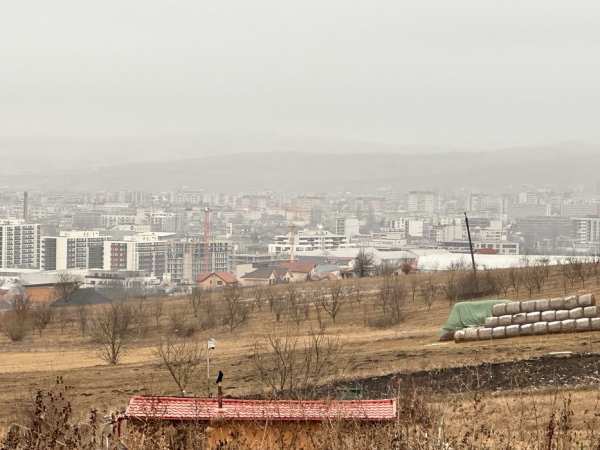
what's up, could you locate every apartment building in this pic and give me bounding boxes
[102,233,173,278]
[335,217,360,240]
[0,220,41,269]
[571,217,600,245]
[41,231,110,270]
[268,230,348,255]
[407,191,439,214]
[167,239,233,283]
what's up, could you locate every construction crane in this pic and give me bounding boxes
[203,207,212,273]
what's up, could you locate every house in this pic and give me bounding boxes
[197,272,238,290]
[240,268,291,286]
[275,261,317,282]
[120,396,397,449]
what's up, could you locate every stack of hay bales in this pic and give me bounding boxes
[455,293,598,342]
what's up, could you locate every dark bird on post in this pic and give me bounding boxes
[216,370,223,385]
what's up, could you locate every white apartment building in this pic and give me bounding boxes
[0,220,41,269]
[103,232,174,278]
[41,230,110,271]
[572,217,600,244]
[268,230,349,255]
[407,191,438,214]
[335,217,360,240]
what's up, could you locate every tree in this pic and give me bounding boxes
[285,284,304,326]
[317,282,344,324]
[222,285,249,332]
[1,288,31,342]
[151,298,163,329]
[77,304,88,336]
[32,304,54,337]
[251,329,344,398]
[90,302,132,365]
[189,287,203,317]
[353,249,375,278]
[155,337,205,396]
[54,272,81,303]
[508,267,522,296]
[378,275,406,324]
[422,273,438,311]
[408,275,419,303]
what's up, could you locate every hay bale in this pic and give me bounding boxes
[512,313,527,324]
[584,306,598,318]
[526,311,541,323]
[561,319,576,332]
[506,324,520,337]
[492,303,507,317]
[520,323,534,336]
[454,330,466,342]
[541,310,556,322]
[533,322,548,335]
[549,297,565,309]
[505,302,521,315]
[478,327,493,339]
[564,295,578,309]
[498,315,512,326]
[578,293,595,307]
[535,299,550,311]
[591,317,600,331]
[492,326,506,339]
[547,321,562,333]
[521,300,537,313]
[569,307,584,319]
[464,327,479,341]
[555,310,569,321]
[576,318,591,332]
[484,316,499,327]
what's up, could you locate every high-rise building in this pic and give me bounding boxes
[41,231,110,270]
[167,240,233,283]
[335,217,360,240]
[0,220,41,269]
[407,191,438,214]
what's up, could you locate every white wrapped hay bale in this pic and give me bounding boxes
[492,303,507,317]
[492,326,506,339]
[512,313,527,324]
[484,316,499,327]
[526,312,541,323]
[548,321,562,333]
[569,307,584,319]
[505,302,521,315]
[541,310,556,322]
[535,299,550,311]
[561,319,576,332]
[578,293,595,307]
[454,330,466,342]
[564,295,578,309]
[505,324,520,338]
[520,323,534,335]
[478,327,493,339]
[591,317,600,331]
[555,310,569,321]
[521,300,537,313]
[464,327,479,341]
[584,306,598,318]
[498,315,512,326]
[549,297,565,310]
[576,318,591,332]
[533,322,548,335]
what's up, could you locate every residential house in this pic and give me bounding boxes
[197,272,238,289]
[240,268,291,286]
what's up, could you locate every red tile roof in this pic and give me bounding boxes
[125,396,396,422]
[196,272,238,284]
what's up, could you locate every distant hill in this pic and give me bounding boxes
[3,139,599,192]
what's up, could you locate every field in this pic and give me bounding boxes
[3,263,600,448]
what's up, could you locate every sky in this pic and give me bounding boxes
[1,0,600,152]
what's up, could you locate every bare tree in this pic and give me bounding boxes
[494,270,512,297]
[151,298,163,329]
[90,302,132,365]
[408,275,419,303]
[222,285,249,332]
[77,304,88,336]
[353,249,375,278]
[378,275,406,324]
[155,337,205,396]
[1,289,31,342]
[508,267,522,297]
[316,282,344,324]
[189,287,203,317]
[251,329,344,398]
[422,273,437,311]
[54,272,81,303]
[252,285,266,311]
[31,304,54,337]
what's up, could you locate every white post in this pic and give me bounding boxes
[207,341,210,397]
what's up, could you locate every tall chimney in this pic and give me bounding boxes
[23,191,28,223]
[217,385,223,409]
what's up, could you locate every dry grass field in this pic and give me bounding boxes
[3,263,600,448]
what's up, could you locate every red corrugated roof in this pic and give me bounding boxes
[277,261,316,273]
[125,396,396,422]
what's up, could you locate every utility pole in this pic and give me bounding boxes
[464,212,477,278]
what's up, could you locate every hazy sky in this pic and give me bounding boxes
[2,0,600,149]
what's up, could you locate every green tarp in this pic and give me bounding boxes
[440,299,510,336]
